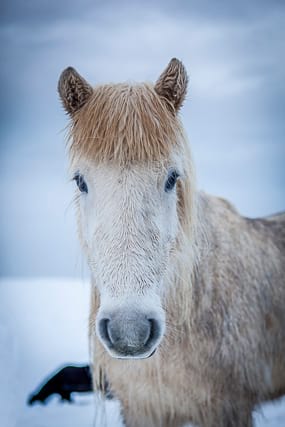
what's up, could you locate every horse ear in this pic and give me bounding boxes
[58,67,93,115]
[154,58,188,112]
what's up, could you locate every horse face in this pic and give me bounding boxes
[59,58,189,359]
[74,160,182,359]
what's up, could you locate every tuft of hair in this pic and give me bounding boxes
[68,82,186,166]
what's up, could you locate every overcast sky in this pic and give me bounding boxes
[1,0,284,277]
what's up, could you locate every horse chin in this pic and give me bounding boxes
[107,348,157,360]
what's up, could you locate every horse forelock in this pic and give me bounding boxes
[68,81,196,245]
[68,82,185,165]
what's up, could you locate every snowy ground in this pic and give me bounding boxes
[0,278,284,427]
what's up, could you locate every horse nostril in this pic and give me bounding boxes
[99,318,112,345]
[146,318,160,347]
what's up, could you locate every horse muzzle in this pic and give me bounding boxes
[97,308,163,359]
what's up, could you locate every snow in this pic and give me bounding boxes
[0,278,284,427]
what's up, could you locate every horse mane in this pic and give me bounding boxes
[68,82,185,165]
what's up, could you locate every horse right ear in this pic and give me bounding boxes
[58,67,93,115]
[154,58,188,113]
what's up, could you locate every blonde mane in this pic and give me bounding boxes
[68,83,185,165]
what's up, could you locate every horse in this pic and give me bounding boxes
[58,58,285,427]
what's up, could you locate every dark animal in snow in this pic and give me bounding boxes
[27,365,93,405]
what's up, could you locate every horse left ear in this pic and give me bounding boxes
[154,58,188,112]
[58,67,93,115]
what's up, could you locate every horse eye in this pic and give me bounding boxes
[164,170,180,192]
[74,174,88,193]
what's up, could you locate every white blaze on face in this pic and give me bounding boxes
[73,157,183,358]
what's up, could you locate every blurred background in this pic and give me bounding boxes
[1,0,284,278]
[0,1,285,426]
